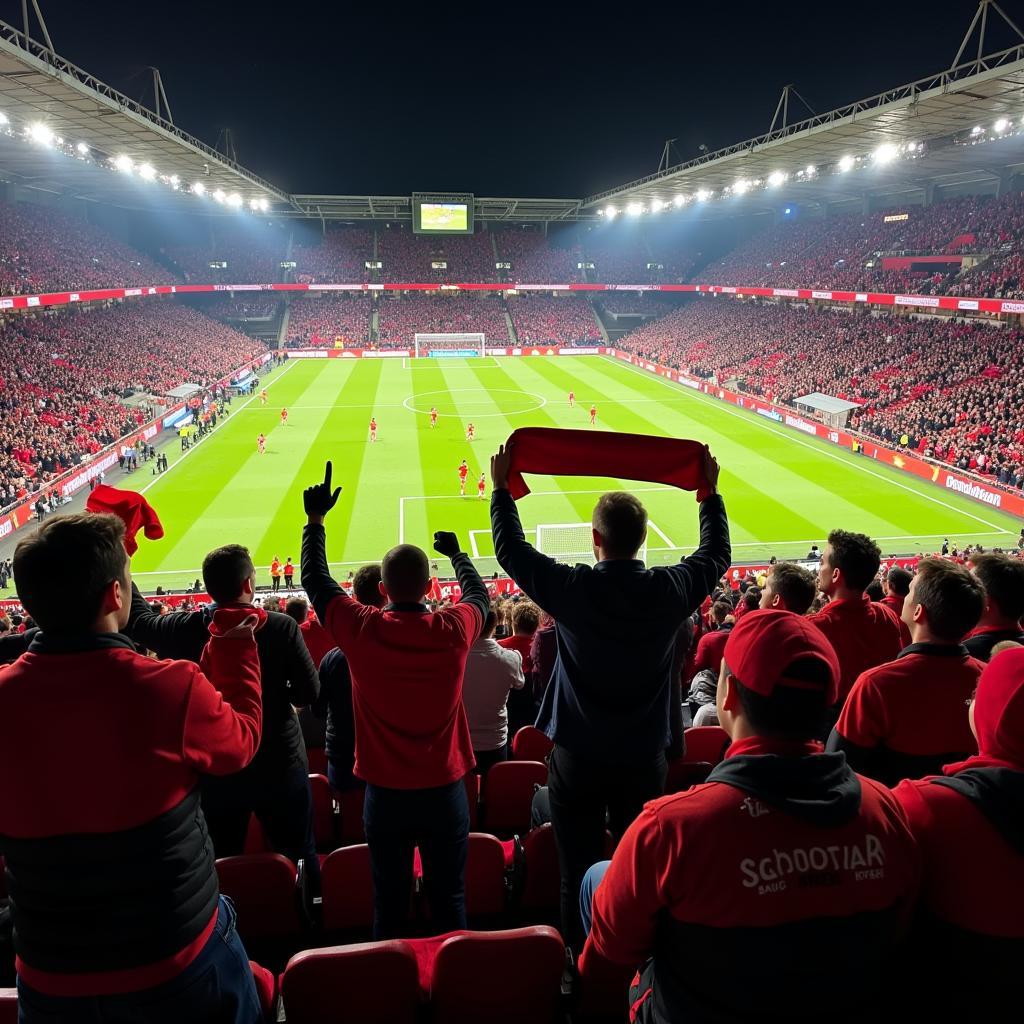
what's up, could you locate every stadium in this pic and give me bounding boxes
[1,1,1024,1021]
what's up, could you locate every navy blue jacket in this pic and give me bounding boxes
[490,488,730,761]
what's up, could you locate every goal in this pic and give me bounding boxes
[414,333,486,358]
[535,523,647,565]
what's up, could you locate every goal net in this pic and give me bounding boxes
[414,333,486,358]
[535,523,647,565]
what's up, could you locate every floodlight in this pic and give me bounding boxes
[257,198,269,212]
[169,174,180,187]
[138,163,156,181]
[76,141,89,155]
[733,179,750,194]
[805,164,816,175]
[212,189,226,203]
[651,198,664,212]
[994,118,1009,133]
[673,195,686,207]
[873,143,898,164]
[192,181,206,195]
[626,202,643,216]
[0,112,8,126]
[28,122,54,146]
[227,192,242,208]
[784,207,792,214]
[971,125,983,135]
[838,155,855,172]
[114,154,133,173]
[605,205,618,219]
[767,171,787,187]
[696,189,711,201]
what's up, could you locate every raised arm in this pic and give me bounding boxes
[661,448,731,610]
[489,442,573,615]
[300,461,349,626]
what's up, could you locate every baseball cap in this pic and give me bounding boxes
[723,609,840,706]
[972,646,1024,765]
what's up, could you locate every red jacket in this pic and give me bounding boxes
[810,595,905,702]
[829,643,982,785]
[580,736,920,1022]
[0,629,261,996]
[300,616,335,668]
[691,625,732,676]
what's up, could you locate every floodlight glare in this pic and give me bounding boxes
[767,171,787,187]
[673,195,686,207]
[696,189,711,201]
[605,205,618,219]
[212,189,226,203]
[651,198,664,212]
[733,179,750,194]
[994,118,1009,133]
[192,181,206,195]
[784,207,792,215]
[971,125,983,135]
[805,164,816,175]
[138,163,156,181]
[28,122,54,146]
[169,174,180,187]
[626,202,643,216]
[227,193,242,208]
[76,141,89,155]
[257,198,269,212]
[114,154,133,173]
[873,143,898,164]
[0,112,9,126]
[838,155,855,172]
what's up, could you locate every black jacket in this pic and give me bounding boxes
[491,488,730,761]
[126,585,319,776]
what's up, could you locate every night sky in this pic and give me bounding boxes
[1,1,1017,197]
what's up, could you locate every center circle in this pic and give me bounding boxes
[403,388,547,419]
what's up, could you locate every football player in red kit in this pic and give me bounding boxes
[458,459,469,496]
[589,404,597,425]
[477,474,486,500]
[466,422,475,442]
[280,407,288,425]
[430,407,438,428]
[257,433,266,455]
[569,390,575,407]
[369,418,377,442]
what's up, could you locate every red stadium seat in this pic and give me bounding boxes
[463,833,508,919]
[511,725,554,762]
[519,824,614,917]
[682,725,730,765]
[249,960,277,1021]
[0,990,16,1024]
[665,758,714,794]
[482,760,547,837]
[429,926,566,1024]
[320,844,375,933]
[308,772,337,851]
[215,854,303,964]
[281,941,420,1024]
[242,814,273,854]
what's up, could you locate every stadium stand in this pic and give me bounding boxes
[615,298,1024,490]
[379,226,497,283]
[0,199,175,294]
[292,226,374,284]
[165,221,290,284]
[507,294,601,345]
[286,295,372,346]
[494,230,582,283]
[376,295,509,347]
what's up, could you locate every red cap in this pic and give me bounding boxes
[723,609,841,706]
[973,646,1024,766]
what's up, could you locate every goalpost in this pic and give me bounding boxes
[414,333,486,358]
[535,523,647,566]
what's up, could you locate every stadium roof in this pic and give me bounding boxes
[0,17,290,212]
[584,32,1024,216]
[286,194,586,223]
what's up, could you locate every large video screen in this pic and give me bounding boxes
[412,193,475,234]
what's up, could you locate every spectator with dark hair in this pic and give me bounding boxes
[0,513,265,1023]
[301,463,489,939]
[286,594,335,669]
[759,561,817,615]
[810,529,905,714]
[828,558,985,786]
[311,564,384,792]
[892,646,1024,1019]
[578,609,920,1022]
[283,596,330,751]
[125,541,321,891]
[865,579,884,602]
[490,444,730,947]
[462,606,526,776]
[880,566,914,647]
[691,599,735,677]
[964,553,1024,660]
[498,599,541,735]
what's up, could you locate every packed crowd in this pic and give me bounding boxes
[616,298,1024,489]
[696,191,1024,295]
[285,296,372,346]
[494,231,582,282]
[165,222,289,284]
[0,303,263,509]
[292,227,374,284]
[203,297,282,319]
[376,295,509,347]
[597,293,679,316]
[378,226,497,283]
[0,200,174,295]
[506,294,601,346]
[1,447,1021,1023]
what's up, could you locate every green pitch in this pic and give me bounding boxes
[129,355,1024,592]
